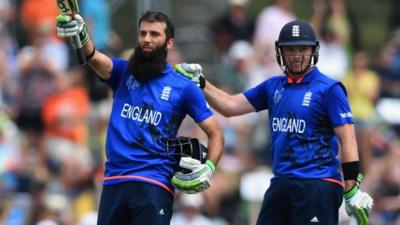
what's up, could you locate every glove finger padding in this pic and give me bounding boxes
[175,63,206,89]
[56,14,89,48]
[171,158,215,194]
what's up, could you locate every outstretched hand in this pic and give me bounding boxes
[175,63,206,89]
[56,14,89,49]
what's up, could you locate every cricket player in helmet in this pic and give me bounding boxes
[176,20,373,225]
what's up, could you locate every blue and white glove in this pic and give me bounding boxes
[344,174,374,225]
[56,14,89,49]
[175,63,206,89]
[171,157,215,194]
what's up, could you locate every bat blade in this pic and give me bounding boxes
[57,0,79,15]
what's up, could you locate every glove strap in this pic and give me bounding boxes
[199,75,206,89]
[206,160,216,173]
[344,173,364,199]
[79,24,90,47]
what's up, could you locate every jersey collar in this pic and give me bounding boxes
[285,67,318,85]
[163,64,173,75]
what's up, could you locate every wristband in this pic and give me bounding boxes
[199,76,206,89]
[85,45,96,62]
[342,161,360,180]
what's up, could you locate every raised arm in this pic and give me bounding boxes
[203,80,255,117]
[175,63,256,117]
[56,14,113,79]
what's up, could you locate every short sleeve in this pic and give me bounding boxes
[182,84,213,123]
[101,58,128,92]
[243,80,269,111]
[326,83,354,127]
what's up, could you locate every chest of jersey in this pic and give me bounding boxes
[268,83,328,135]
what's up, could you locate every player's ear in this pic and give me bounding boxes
[166,38,174,50]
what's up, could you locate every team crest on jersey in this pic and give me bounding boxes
[273,88,285,105]
[126,76,141,90]
[161,86,172,101]
[302,91,312,107]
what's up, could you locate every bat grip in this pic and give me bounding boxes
[72,34,86,65]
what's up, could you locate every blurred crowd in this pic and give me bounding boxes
[0,0,400,225]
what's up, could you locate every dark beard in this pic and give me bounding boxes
[128,43,168,83]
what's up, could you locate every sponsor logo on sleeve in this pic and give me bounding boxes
[340,112,352,119]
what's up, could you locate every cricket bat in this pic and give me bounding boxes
[56,0,86,65]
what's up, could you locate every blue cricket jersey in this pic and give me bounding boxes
[101,58,212,194]
[244,67,353,184]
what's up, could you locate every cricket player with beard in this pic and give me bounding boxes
[56,11,224,225]
[176,20,374,225]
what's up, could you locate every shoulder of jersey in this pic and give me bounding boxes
[170,69,196,85]
[313,70,340,87]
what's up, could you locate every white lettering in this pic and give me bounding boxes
[340,112,353,119]
[272,117,306,134]
[121,103,130,118]
[120,103,162,126]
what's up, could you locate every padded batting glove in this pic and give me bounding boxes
[171,157,215,194]
[56,14,89,49]
[344,174,374,225]
[175,63,206,89]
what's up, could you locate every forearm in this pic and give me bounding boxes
[335,124,360,190]
[203,81,237,117]
[206,128,224,166]
[84,39,113,80]
[341,140,359,190]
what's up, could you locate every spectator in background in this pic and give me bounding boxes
[80,0,114,103]
[312,0,361,54]
[0,0,19,114]
[42,72,90,146]
[342,51,381,172]
[210,0,255,61]
[20,0,59,44]
[315,25,349,80]
[364,139,400,225]
[253,0,295,58]
[374,31,400,98]
[216,40,254,92]
[80,0,111,53]
[15,23,62,149]
[171,193,213,225]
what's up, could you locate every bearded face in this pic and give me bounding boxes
[127,42,168,83]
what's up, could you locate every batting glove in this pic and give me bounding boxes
[56,14,89,48]
[171,157,215,194]
[344,174,374,225]
[175,63,206,89]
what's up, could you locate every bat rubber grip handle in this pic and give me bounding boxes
[72,34,86,65]
[76,48,86,65]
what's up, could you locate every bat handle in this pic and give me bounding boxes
[72,34,86,65]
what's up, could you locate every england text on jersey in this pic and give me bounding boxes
[271,117,306,134]
[120,103,162,126]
